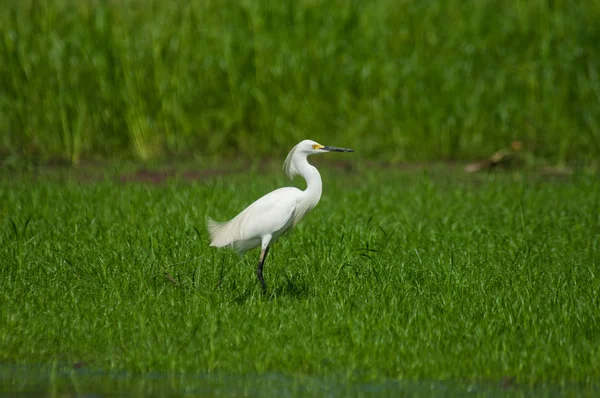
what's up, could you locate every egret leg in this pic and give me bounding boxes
[256,246,270,293]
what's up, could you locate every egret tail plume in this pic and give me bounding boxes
[207,216,229,247]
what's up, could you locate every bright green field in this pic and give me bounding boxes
[1,164,599,395]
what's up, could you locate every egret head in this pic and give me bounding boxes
[283,139,353,179]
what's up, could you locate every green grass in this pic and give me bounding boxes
[1,0,600,164]
[1,164,599,395]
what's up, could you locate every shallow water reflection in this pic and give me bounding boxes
[0,363,596,397]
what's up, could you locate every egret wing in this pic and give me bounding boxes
[208,187,301,251]
[236,188,300,239]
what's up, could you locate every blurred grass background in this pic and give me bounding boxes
[1,0,599,165]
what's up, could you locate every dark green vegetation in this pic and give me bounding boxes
[1,166,599,396]
[2,0,600,164]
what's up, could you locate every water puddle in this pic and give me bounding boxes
[0,363,596,397]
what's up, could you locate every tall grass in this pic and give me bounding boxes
[1,0,600,164]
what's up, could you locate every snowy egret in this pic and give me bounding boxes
[207,139,353,292]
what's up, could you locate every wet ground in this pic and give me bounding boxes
[0,156,581,187]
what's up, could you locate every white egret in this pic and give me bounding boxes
[207,139,353,292]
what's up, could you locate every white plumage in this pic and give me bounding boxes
[207,139,353,292]
[207,187,301,254]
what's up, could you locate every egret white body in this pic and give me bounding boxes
[207,139,353,292]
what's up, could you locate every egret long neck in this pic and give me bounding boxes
[296,157,322,206]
